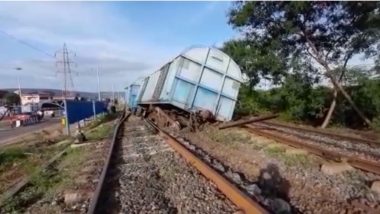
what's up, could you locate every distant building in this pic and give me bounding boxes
[52,95,76,101]
[14,91,54,106]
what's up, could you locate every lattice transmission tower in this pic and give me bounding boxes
[55,43,77,99]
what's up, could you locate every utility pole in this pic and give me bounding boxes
[112,84,115,101]
[55,43,76,100]
[14,67,22,101]
[17,76,22,98]
[96,66,101,101]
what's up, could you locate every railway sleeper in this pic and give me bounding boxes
[97,116,239,213]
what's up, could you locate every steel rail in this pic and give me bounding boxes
[263,121,380,148]
[218,114,278,130]
[245,124,380,175]
[146,119,268,214]
[87,111,130,214]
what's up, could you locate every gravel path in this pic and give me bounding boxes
[181,126,380,214]
[253,123,380,162]
[99,117,236,213]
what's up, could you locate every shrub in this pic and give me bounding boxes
[234,76,380,129]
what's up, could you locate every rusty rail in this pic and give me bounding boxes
[147,119,268,214]
[262,120,380,148]
[245,124,380,175]
[219,114,278,130]
[87,111,130,214]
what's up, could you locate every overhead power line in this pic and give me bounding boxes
[55,43,77,99]
[0,29,55,58]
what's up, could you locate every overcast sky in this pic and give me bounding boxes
[0,2,235,92]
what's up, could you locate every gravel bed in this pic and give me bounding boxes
[181,127,380,214]
[99,117,236,213]
[253,123,380,162]
[170,132,292,214]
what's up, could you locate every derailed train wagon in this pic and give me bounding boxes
[125,83,141,110]
[133,46,243,121]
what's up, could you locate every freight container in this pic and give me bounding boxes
[137,46,242,121]
[126,83,141,110]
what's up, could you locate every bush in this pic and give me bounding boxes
[334,79,380,128]
[234,76,380,129]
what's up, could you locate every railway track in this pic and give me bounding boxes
[89,113,270,214]
[263,121,380,148]
[0,148,69,207]
[0,114,122,213]
[245,122,380,175]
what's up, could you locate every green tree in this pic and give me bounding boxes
[222,40,287,88]
[4,92,20,106]
[228,1,380,127]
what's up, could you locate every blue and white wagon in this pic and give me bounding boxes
[131,46,243,121]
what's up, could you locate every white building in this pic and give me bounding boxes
[14,91,53,106]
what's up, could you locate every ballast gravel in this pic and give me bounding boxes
[100,117,236,213]
[181,126,380,214]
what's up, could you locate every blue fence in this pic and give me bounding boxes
[65,100,107,124]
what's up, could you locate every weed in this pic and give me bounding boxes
[58,148,86,171]
[86,113,117,130]
[262,146,314,168]
[248,139,265,150]
[263,146,285,158]
[1,165,62,213]
[282,154,313,167]
[54,147,89,190]
[206,127,251,145]
[2,185,43,213]
[86,123,112,141]
[21,160,39,175]
[0,148,27,166]
[0,147,86,213]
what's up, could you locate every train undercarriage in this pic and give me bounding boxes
[134,104,216,131]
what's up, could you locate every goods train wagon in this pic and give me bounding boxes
[128,46,243,121]
[125,83,141,110]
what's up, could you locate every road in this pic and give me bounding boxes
[0,118,61,145]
